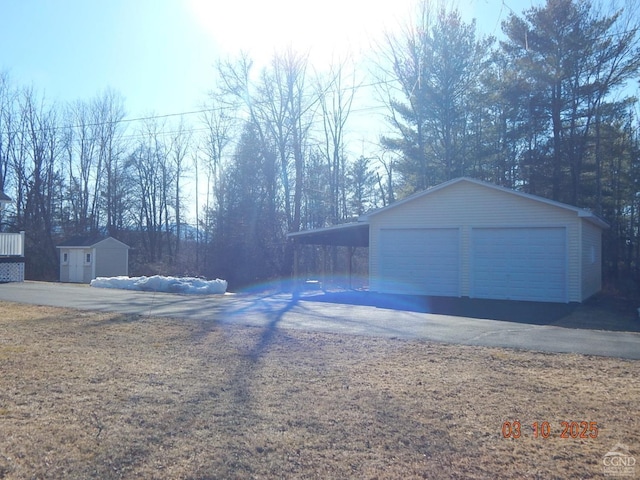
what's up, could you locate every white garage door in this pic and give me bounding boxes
[379,228,460,296]
[471,227,567,302]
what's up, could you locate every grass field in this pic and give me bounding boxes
[0,301,638,479]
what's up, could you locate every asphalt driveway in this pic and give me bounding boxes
[0,281,639,359]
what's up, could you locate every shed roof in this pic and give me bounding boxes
[56,235,129,249]
[360,177,609,229]
[0,191,11,203]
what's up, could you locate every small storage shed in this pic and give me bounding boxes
[57,236,129,283]
[290,177,608,303]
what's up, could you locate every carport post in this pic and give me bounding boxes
[292,241,300,291]
[347,246,354,289]
[322,245,327,292]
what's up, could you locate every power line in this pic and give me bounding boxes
[3,79,397,137]
[4,2,639,137]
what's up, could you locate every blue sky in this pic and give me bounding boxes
[2,0,218,116]
[0,0,539,120]
[0,0,409,117]
[1,0,547,221]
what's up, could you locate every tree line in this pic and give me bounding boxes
[1,0,640,292]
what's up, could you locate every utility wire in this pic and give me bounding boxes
[4,3,639,137]
[3,79,395,137]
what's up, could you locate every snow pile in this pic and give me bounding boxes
[90,275,227,294]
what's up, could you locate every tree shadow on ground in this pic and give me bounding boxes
[245,293,300,362]
[298,290,640,332]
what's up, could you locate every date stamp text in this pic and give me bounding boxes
[502,420,599,439]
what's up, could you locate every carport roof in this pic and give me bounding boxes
[287,222,369,247]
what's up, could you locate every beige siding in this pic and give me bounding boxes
[581,220,602,300]
[59,248,70,282]
[369,181,582,301]
[95,238,129,278]
[60,248,93,283]
[82,249,94,283]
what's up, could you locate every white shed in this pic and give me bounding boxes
[57,236,129,283]
[289,177,608,303]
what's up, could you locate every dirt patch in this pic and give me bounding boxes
[0,301,638,479]
[560,293,640,332]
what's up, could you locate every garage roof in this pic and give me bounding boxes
[360,177,609,229]
[288,177,609,247]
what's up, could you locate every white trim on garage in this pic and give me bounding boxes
[378,228,460,296]
[470,226,568,302]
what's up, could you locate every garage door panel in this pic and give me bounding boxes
[471,227,566,302]
[379,228,459,296]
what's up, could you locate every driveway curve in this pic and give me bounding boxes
[0,281,638,359]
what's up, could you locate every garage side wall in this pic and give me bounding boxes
[581,220,602,300]
[368,181,582,302]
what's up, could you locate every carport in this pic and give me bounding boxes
[288,222,369,288]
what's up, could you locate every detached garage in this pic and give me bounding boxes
[289,177,607,303]
[365,177,607,303]
[57,236,129,284]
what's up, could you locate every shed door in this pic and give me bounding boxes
[379,228,460,296]
[471,227,567,302]
[69,249,84,283]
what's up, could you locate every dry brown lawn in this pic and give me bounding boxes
[0,300,638,479]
